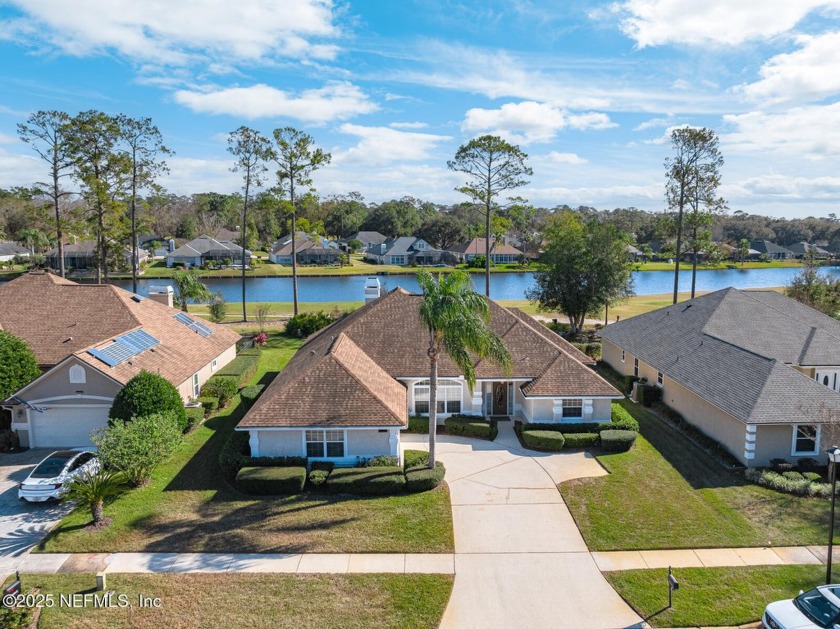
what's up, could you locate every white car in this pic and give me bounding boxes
[18,450,99,502]
[764,585,840,629]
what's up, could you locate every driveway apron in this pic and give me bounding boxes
[403,423,643,629]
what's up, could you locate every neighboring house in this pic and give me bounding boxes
[364,237,446,266]
[751,240,793,260]
[45,240,142,271]
[601,288,840,468]
[448,238,524,264]
[166,235,251,268]
[237,287,621,464]
[0,242,29,262]
[340,231,387,252]
[786,242,830,259]
[269,233,341,265]
[627,244,642,262]
[0,272,240,448]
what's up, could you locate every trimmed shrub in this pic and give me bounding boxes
[797,458,819,473]
[109,370,187,431]
[610,404,641,432]
[600,429,638,452]
[782,471,805,481]
[639,384,662,407]
[185,406,205,432]
[216,351,260,387]
[201,375,239,406]
[405,461,446,493]
[403,449,429,470]
[324,467,406,496]
[444,417,497,440]
[92,411,183,486]
[407,416,429,433]
[197,396,219,415]
[563,432,599,448]
[217,430,307,479]
[310,460,335,473]
[521,430,565,451]
[745,467,838,499]
[362,455,399,467]
[284,311,338,338]
[804,471,823,482]
[235,466,306,495]
[622,375,639,394]
[240,384,265,406]
[308,469,329,488]
[770,458,794,473]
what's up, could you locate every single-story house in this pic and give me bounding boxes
[751,240,793,260]
[340,231,387,252]
[0,242,29,262]
[364,237,446,266]
[0,272,240,448]
[601,288,840,468]
[786,242,830,259]
[627,244,643,262]
[45,240,142,272]
[237,287,622,464]
[448,238,524,264]
[166,235,251,268]
[269,233,341,265]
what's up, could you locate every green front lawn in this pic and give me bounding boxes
[8,573,453,629]
[560,400,834,550]
[606,565,823,627]
[39,332,454,554]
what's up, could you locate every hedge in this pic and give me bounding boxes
[563,432,599,448]
[403,449,429,470]
[216,349,260,387]
[201,375,239,406]
[638,384,662,407]
[407,416,429,433]
[745,468,837,499]
[405,461,446,493]
[610,404,641,432]
[308,469,329,488]
[218,430,307,479]
[444,416,497,440]
[197,396,219,415]
[361,455,399,467]
[521,430,565,451]
[240,384,265,406]
[185,406,205,432]
[235,466,307,495]
[600,429,638,452]
[284,311,338,338]
[324,467,406,496]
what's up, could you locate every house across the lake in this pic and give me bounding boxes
[448,238,524,264]
[601,288,840,467]
[750,240,793,260]
[0,272,240,448]
[45,240,142,272]
[363,236,447,266]
[0,242,29,262]
[237,287,621,464]
[269,233,341,265]
[166,235,251,268]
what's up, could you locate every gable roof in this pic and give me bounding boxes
[786,242,830,256]
[0,272,240,386]
[601,288,840,424]
[0,242,29,256]
[373,236,439,257]
[448,238,523,256]
[167,235,249,258]
[270,232,314,256]
[345,231,387,245]
[750,240,792,255]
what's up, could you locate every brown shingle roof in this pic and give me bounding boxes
[0,271,240,386]
[448,238,523,256]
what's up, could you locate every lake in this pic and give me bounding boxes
[109,265,840,303]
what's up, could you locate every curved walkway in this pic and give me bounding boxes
[403,422,644,629]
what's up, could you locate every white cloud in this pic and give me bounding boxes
[1,0,340,65]
[740,31,840,103]
[332,124,452,166]
[0,133,19,144]
[461,101,616,144]
[633,117,673,131]
[725,174,840,200]
[543,151,588,165]
[389,121,428,129]
[173,82,378,123]
[722,103,840,158]
[614,0,838,47]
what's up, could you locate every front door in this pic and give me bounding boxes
[492,382,507,416]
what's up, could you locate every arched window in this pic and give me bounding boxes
[413,379,462,415]
[69,365,86,384]
[825,376,830,386]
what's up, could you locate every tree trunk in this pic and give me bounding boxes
[92,498,103,525]
[428,352,438,468]
[291,182,299,317]
[690,225,698,299]
[242,178,249,322]
[131,159,138,294]
[672,183,686,304]
[53,161,65,278]
[96,210,104,285]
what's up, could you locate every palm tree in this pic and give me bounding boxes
[64,468,125,527]
[417,270,511,468]
[171,269,211,312]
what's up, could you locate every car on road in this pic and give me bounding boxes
[18,450,99,502]
[764,585,840,629]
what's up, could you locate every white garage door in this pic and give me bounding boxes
[30,405,111,448]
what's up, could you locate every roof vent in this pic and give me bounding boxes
[131,294,143,303]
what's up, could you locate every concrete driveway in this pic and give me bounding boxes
[0,449,72,578]
[403,423,643,629]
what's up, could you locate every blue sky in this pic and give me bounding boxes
[1,0,839,218]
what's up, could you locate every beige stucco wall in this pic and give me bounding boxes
[256,430,304,457]
[602,339,632,376]
[347,429,390,456]
[523,396,612,423]
[23,358,121,402]
[176,345,237,402]
[753,424,828,467]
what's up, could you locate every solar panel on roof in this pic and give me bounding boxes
[86,329,161,367]
[173,312,213,337]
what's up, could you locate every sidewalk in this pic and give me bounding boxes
[593,545,827,571]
